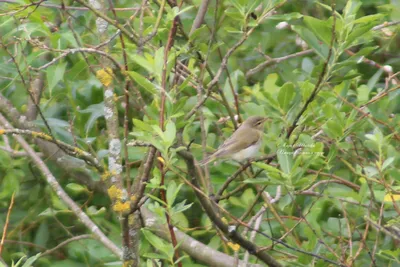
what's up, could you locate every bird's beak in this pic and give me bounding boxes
[262,117,269,123]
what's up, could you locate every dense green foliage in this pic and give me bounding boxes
[1,0,400,266]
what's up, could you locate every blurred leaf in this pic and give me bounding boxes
[323,120,343,139]
[21,253,41,267]
[0,169,22,199]
[304,16,332,45]
[129,54,154,73]
[154,47,165,82]
[66,183,88,196]
[278,82,295,111]
[34,221,49,247]
[78,102,105,134]
[268,12,303,21]
[47,62,67,95]
[382,157,394,171]
[127,71,157,94]
[132,119,154,132]
[166,181,182,206]
[292,25,329,59]
[142,229,173,258]
[164,120,176,146]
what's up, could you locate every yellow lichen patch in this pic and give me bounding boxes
[122,260,134,267]
[128,213,135,225]
[130,195,137,203]
[227,242,240,251]
[113,93,119,103]
[32,131,52,141]
[0,129,5,135]
[101,171,111,181]
[157,156,165,165]
[113,200,131,213]
[96,68,113,86]
[384,194,400,202]
[107,185,123,200]
[74,147,85,155]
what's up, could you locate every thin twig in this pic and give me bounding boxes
[246,49,314,78]
[0,192,15,256]
[40,234,93,257]
[372,20,400,30]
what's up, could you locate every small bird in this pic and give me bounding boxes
[199,116,268,165]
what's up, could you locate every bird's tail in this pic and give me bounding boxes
[198,154,216,166]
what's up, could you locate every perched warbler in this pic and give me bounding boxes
[199,116,268,165]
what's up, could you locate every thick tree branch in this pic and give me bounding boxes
[141,207,263,267]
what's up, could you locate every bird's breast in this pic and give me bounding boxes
[231,142,262,161]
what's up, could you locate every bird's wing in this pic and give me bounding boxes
[213,128,260,158]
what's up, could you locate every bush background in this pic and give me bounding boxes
[0,0,399,266]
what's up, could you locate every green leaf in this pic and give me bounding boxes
[127,71,157,94]
[228,0,245,15]
[246,0,263,14]
[253,162,282,174]
[354,14,383,24]
[47,62,67,95]
[78,103,105,135]
[382,157,394,171]
[129,54,154,74]
[21,253,41,267]
[154,47,165,82]
[132,119,154,132]
[34,221,49,247]
[142,229,173,258]
[164,120,176,146]
[367,68,384,90]
[172,201,193,215]
[0,170,22,199]
[66,183,87,195]
[278,82,295,111]
[303,16,332,45]
[176,5,194,16]
[189,24,208,40]
[166,181,183,206]
[315,2,343,20]
[292,25,328,59]
[357,85,370,104]
[277,147,293,174]
[225,11,245,21]
[344,23,377,49]
[151,125,165,140]
[323,120,343,139]
[267,12,303,21]
[343,0,361,21]
[146,193,168,206]
[143,252,170,261]
[243,102,265,117]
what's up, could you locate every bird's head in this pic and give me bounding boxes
[242,116,268,130]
